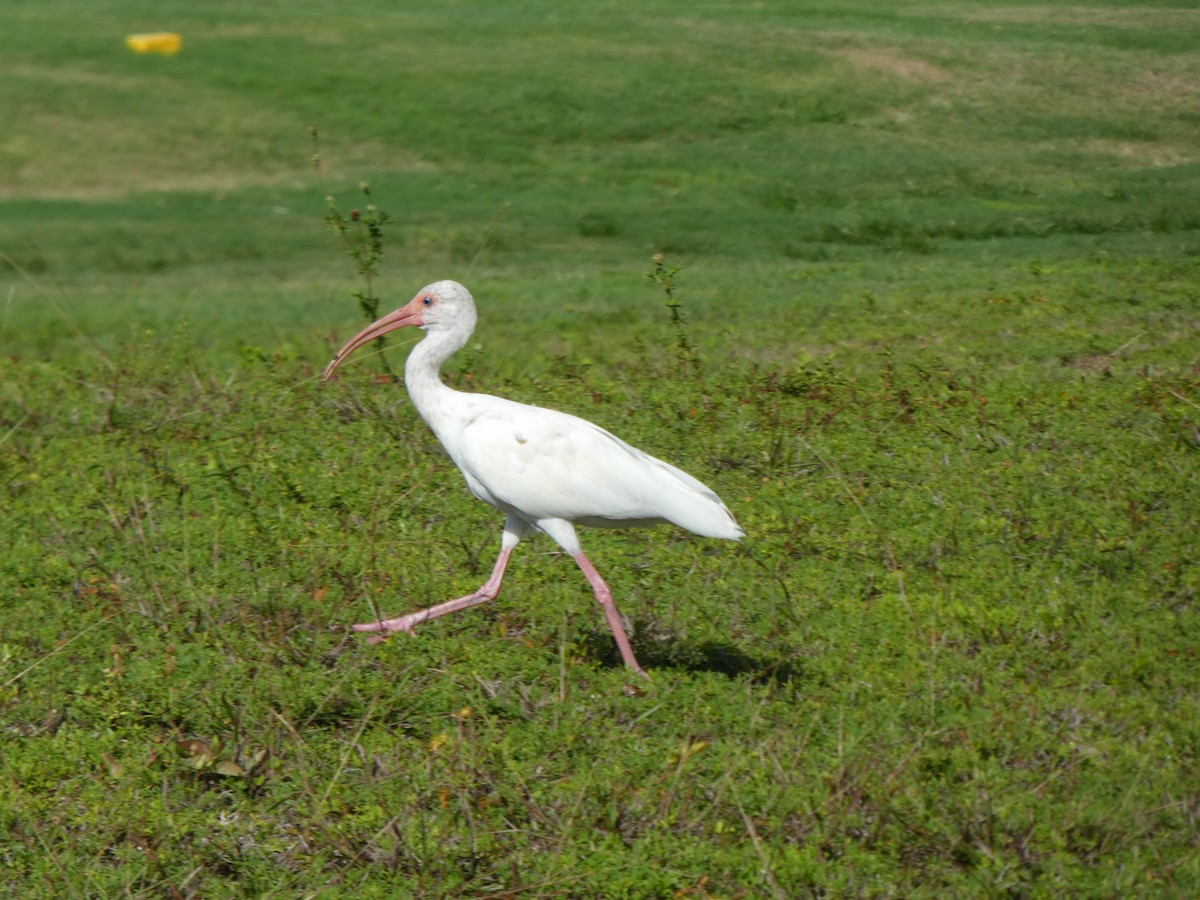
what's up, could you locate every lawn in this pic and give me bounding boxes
[2,1,1198,896]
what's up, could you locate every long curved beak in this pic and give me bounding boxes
[322,296,425,381]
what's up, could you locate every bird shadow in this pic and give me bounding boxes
[577,623,803,686]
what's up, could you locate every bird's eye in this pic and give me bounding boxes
[423,296,433,306]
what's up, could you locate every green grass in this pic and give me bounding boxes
[2,1,1199,895]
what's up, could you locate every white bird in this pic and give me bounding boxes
[322,280,743,678]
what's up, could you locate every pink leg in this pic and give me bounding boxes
[573,552,650,680]
[353,516,526,644]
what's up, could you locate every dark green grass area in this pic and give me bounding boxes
[2,0,1199,895]
[3,260,1197,896]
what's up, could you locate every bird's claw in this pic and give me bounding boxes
[351,617,419,638]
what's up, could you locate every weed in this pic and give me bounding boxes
[646,252,697,371]
[313,127,394,375]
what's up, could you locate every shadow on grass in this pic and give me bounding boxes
[578,624,803,685]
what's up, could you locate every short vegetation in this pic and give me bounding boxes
[2,1,1198,896]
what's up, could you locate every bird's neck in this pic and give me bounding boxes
[404,327,467,430]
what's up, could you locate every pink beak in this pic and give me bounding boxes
[322,294,426,381]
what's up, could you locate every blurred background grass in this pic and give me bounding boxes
[3,0,1198,365]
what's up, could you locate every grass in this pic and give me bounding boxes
[2,0,1199,895]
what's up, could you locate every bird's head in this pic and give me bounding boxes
[322,280,475,381]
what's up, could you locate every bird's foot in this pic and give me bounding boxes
[351,613,422,642]
[349,588,501,645]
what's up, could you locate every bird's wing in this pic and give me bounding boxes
[445,395,741,539]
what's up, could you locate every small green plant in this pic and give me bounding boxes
[646,252,697,370]
[177,735,270,782]
[311,127,393,375]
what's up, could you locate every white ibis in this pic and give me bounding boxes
[322,280,743,678]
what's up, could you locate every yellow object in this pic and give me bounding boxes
[126,33,183,55]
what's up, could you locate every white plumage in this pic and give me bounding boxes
[323,280,743,678]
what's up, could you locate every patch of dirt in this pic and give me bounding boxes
[5,64,144,91]
[1064,354,1114,376]
[1134,69,1200,102]
[1077,139,1197,168]
[198,23,345,45]
[947,5,1200,30]
[831,46,951,83]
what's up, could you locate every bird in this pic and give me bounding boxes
[321,280,743,679]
